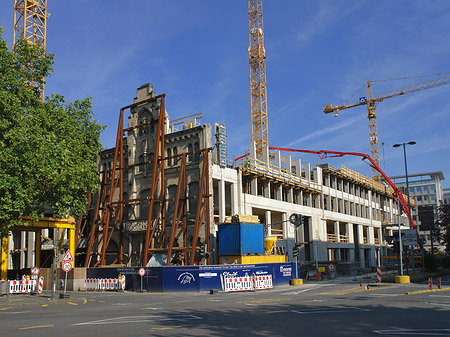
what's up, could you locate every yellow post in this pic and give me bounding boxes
[35,230,41,268]
[68,228,75,267]
[1,236,8,280]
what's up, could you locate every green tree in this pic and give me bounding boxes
[0,28,104,236]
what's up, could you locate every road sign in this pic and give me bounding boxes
[328,263,336,271]
[31,266,40,275]
[138,268,146,277]
[62,262,72,272]
[61,250,74,262]
[401,229,418,246]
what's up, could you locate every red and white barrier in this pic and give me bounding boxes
[254,275,273,290]
[8,280,36,294]
[84,276,125,291]
[223,277,254,292]
[37,277,44,294]
[376,267,382,283]
[222,274,273,292]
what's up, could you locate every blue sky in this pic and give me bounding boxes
[1,1,449,188]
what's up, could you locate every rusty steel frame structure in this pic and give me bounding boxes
[80,94,211,267]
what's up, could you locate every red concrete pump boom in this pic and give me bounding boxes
[233,147,417,236]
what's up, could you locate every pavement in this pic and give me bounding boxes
[2,271,449,308]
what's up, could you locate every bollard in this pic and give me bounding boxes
[438,277,442,290]
[428,277,433,290]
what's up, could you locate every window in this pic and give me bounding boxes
[173,147,178,164]
[188,144,193,162]
[167,148,172,166]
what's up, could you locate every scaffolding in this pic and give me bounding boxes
[78,94,211,267]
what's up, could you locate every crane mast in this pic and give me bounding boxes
[13,0,48,101]
[248,0,268,161]
[324,74,450,182]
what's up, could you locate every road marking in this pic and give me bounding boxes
[316,287,369,295]
[406,287,450,295]
[238,298,287,304]
[426,302,450,307]
[73,315,201,326]
[429,295,450,298]
[266,310,288,314]
[374,328,450,335]
[41,304,49,307]
[67,302,78,306]
[0,308,11,311]
[19,325,55,330]
[281,288,313,296]
[82,299,87,304]
[151,326,182,330]
[2,311,32,314]
[291,307,371,315]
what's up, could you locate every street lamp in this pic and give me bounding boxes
[393,141,416,274]
[392,141,416,228]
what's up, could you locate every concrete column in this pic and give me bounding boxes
[368,226,374,245]
[230,182,238,215]
[349,248,355,262]
[263,181,270,198]
[265,210,271,236]
[346,223,354,243]
[305,162,311,181]
[359,248,365,268]
[282,212,288,240]
[334,221,340,242]
[27,232,35,268]
[274,151,282,200]
[313,166,322,184]
[20,231,26,269]
[357,224,364,245]
[218,179,226,222]
[293,159,301,176]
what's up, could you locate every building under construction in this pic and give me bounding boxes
[70,83,409,270]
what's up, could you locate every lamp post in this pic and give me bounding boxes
[393,141,416,273]
[393,141,415,227]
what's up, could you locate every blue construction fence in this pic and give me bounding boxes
[86,262,297,292]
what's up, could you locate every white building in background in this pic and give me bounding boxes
[390,172,445,252]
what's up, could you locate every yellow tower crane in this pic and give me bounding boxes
[13,0,48,101]
[248,0,268,161]
[324,74,450,182]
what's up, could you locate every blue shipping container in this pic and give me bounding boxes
[218,222,264,255]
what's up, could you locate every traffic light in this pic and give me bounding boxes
[292,247,299,257]
[200,244,206,257]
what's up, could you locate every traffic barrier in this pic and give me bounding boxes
[8,280,36,294]
[376,267,382,283]
[223,276,253,292]
[38,277,44,294]
[84,277,125,291]
[254,275,273,290]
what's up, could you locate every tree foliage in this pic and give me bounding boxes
[0,28,104,235]
[437,202,450,254]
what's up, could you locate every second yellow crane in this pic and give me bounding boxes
[324,74,450,182]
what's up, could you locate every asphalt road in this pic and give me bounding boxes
[1,277,450,337]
